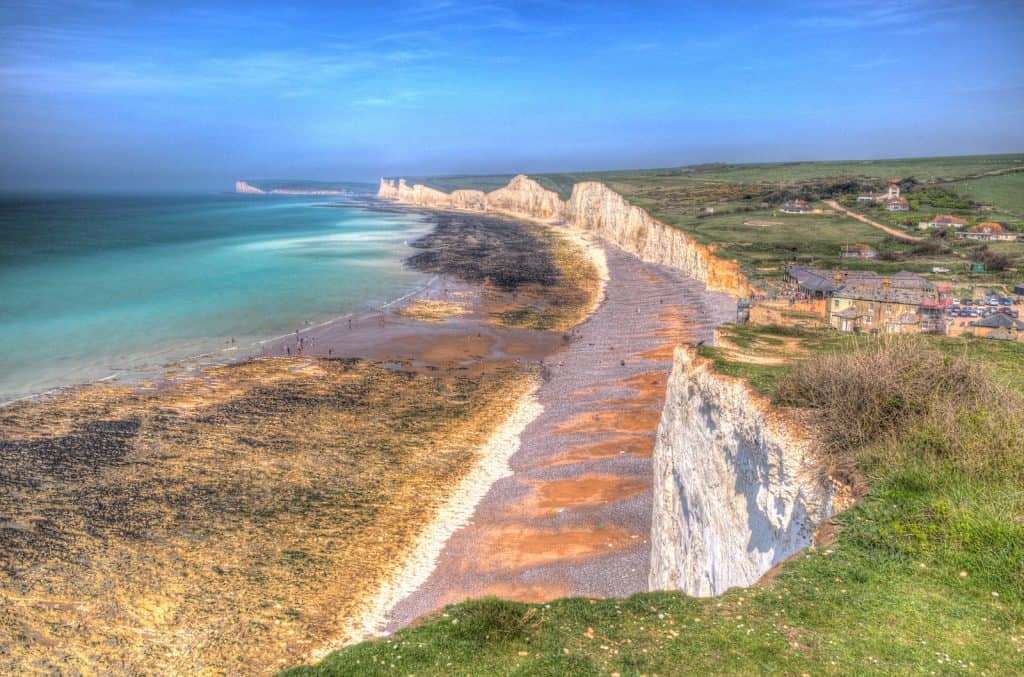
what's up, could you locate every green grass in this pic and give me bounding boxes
[406,154,1024,201]
[285,329,1024,676]
[402,154,1024,286]
[653,208,888,276]
[950,173,1024,215]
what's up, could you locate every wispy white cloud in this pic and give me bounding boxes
[0,44,439,101]
[792,0,967,33]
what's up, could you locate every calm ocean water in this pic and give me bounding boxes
[0,192,433,403]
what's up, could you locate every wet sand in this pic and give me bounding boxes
[0,211,599,675]
[386,244,735,628]
[258,275,564,370]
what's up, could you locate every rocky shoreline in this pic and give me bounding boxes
[0,208,602,675]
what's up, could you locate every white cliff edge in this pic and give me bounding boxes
[235,180,266,194]
[379,173,839,597]
[649,346,846,596]
[377,175,749,297]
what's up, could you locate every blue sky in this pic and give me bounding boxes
[1,0,1023,190]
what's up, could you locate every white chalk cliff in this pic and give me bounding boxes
[649,347,845,596]
[235,180,266,194]
[378,175,749,297]
[379,174,840,597]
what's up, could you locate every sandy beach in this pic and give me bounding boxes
[1,202,734,674]
[384,243,735,629]
[0,208,600,674]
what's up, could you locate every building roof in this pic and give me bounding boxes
[788,267,934,294]
[787,266,838,293]
[970,221,1005,233]
[889,271,935,290]
[833,308,862,320]
[972,314,1024,330]
[833,284,931,305]
[885,197,908,205]
[930,214,967,225]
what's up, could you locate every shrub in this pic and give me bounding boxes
[775,336,1024,483]
[970,250,1012,271]
[910,240,944,256]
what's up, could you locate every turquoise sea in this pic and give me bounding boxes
[0,192,432,403]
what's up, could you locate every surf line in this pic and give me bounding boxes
[255,275,441,347]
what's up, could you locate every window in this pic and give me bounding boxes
[833,299,840,308]
[864,315,872,324]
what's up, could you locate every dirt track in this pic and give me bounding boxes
[824,199,923,242]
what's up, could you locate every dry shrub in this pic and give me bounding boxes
[776,335,1024,481]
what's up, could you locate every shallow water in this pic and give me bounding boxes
[0,192,432,402]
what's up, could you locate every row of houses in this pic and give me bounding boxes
[918,214,1019,240]
[787,267,944,334]
[787,265,1024,339]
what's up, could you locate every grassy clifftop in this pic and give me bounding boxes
[287,327,1023,675]
[404,153,1024,287]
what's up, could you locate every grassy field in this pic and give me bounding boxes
[405,154,1024,287]
[951,172,1024,215]
[414,154,1024,200]
[287,326,1024,676]
[589,158,1024,287]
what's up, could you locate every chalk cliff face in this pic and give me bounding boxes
[565,182,747,298]
[377,175,750,297]
[235,180,266,194]
[649,347,844,596]
[485,174,564,221]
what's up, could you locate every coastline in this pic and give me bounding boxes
[0,205,606,674]
[367,183,736,642]
[305,221,612,657]
[308,387,542,659]
[0,195,436,408]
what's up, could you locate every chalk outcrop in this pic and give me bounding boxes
[235,180,266,194]
[378,173,838,598]
[377,175,749,297]
[565,182,747,296]
[649,347,844,596]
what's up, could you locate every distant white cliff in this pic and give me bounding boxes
[379,173,843,598]
[377,175,750,297]
[235,180,266,194]
[235,180,347,196]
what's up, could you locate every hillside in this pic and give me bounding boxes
[286,326,1024,675]
[405,153,1024,288]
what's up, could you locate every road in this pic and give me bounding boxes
[825,199,924,242]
